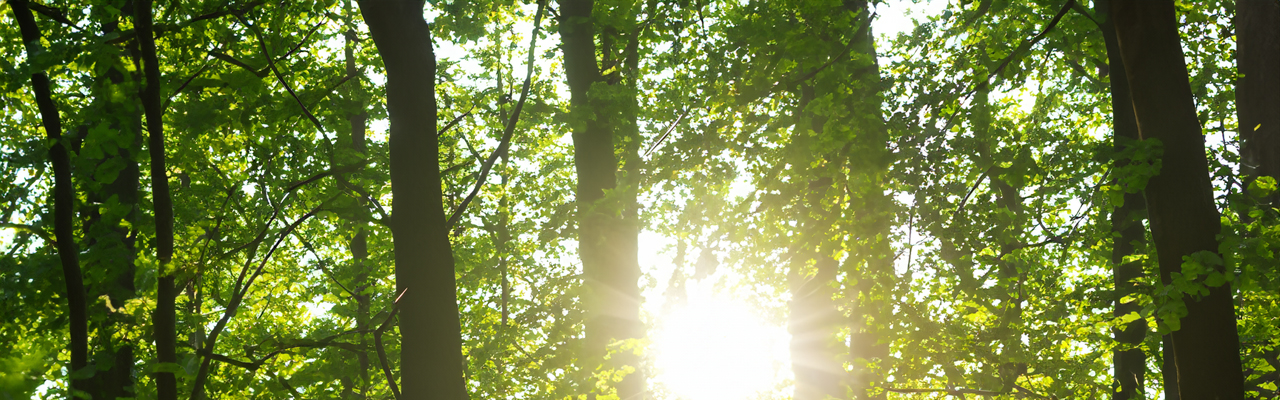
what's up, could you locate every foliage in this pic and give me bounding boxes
[1,0,1277,398]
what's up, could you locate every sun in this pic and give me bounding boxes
[651,291,791,400]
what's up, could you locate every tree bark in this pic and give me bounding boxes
[134,0,179,399]
[8,0,89,397]
[1236,0,1280,186]
[1111,2,1244,399]
[558,0,646,398]
[1098,1,1148,397]
[358,1,467,398]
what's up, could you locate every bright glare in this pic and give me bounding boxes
[652,290,790,400]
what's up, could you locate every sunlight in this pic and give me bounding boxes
[651,289,790,400]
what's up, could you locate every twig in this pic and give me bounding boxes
[886,387,1003,396]
[439,108,474,138]
[930,0,1077,137]
[950,167,992,224]
[164,61,213,110]
[445,0,547,229]
[240,15,327,133]
[644,106,691,157]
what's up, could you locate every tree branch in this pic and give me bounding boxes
[446,0,546,229]
[374,288,406,400]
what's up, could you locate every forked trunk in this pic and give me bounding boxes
[1111,2,1244,398]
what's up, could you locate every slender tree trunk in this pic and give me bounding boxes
[1111,2,1244,399]
[133,1,179,399]
[9,1,89,397]
[343,0,372,394]
[1098,2,1148,398]
[358,1,467,398]
[558,0,645,398]
[1236,0,1280,187]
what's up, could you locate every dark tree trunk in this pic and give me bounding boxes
[1098,1,1149,398]
[8,0,89,397]
[358,1,467,398]
[1111,2,1244,399]
[133,1,178,399]
[1236,0,1280,187]
[558,0,646,398]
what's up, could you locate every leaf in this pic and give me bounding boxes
[1249,176,1277,198]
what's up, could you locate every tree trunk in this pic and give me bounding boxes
[133,0,179,399]
[1236,0,1280,187]
[790,255,845,400]
[845,3,893,396]
[8,1,89,397]
[343,0,372,394]
[558,0,646,398]
[788,79,847,400]
[1098,1,1148,397]
[358,1,467,398]
[1111,2,1244,399]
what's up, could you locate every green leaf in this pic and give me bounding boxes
[1248,176,1277,198]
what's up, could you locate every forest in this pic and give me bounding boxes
[0,0,1276,398]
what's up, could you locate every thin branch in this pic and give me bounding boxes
[949,167,992,225]
[374,289,407,400]
[296,235,356,298]
[886,387,1003,396]
[439,108,474,139]
[446,0,546,229]
[209,51,268,77]
[240,16,327,132]
[191,195,336,399]
[644,105,691,157]
[0,223,54,244]
[281,19,327,61]
[28,3,77,27]
[106,0,267,44]
[931,0,1077,136]
[164,61,214,110]
[186,0,267,25]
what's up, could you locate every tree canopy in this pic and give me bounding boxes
[1,0,1277,399]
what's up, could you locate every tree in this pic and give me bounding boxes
[8,0,88,397]
[1236,0,1280,189]
[1112,1,1244,398]
[1096,1,1149,398]
[358,0,467,398]
[558,0,650,397]
[133,1,179,398]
